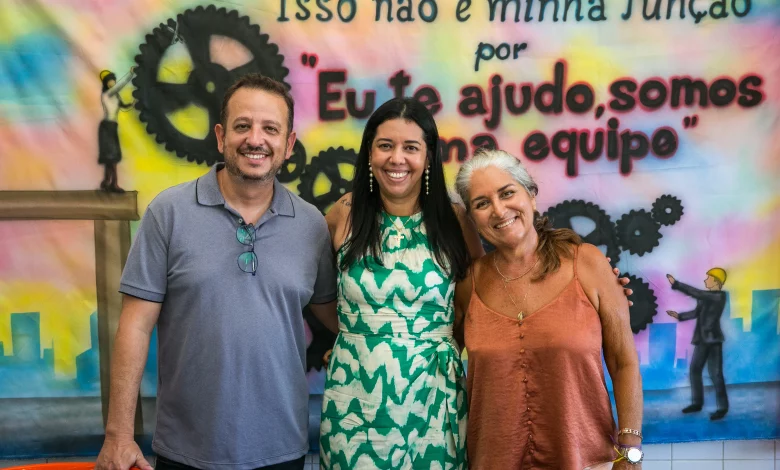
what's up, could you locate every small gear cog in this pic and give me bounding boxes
[132,5,290,165]
[543,200,621,266]
[297,147,358,214]
[651,195,684,226]
[276,140,306,183]
[615,209,662,256]
[623,273,659,333]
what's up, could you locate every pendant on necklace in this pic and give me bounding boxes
[392,233,404,244]
[517,312,524,321]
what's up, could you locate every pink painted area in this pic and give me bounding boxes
[0,221,96,291]
[210,36,254,71]
[668,207,780,273]
[0,114,103,190]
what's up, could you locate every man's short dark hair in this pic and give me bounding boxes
[220,74,294,134]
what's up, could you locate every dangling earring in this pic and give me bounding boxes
[369,161,374,193]
[425,166,430,195]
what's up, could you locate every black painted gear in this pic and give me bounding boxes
[297,147,358,214]
[543,200,621,267]
[651,195,684,226]
[623,273,659,333]
[276,140,306,183]
[132,5,289,165]
[615,209,662,256]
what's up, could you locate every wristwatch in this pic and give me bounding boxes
[620,445,644,464]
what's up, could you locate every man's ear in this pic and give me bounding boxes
[285,130,297,161]
[215,123,225,154]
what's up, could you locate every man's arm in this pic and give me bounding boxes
[667,309,697,321]
[309,212,339,333]
[310,301,338,334]
[673,281,712,299]
[106,68,135,96]
[677,309,698,321]
[668,274,714,301]
[97,199,168,470]
[95,295,160,470]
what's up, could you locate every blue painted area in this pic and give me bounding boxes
[603,289,780,392]
[0,312,100,398]
[722,289,780,384]
[140,327,158,397]
[0,34,73,118]
[631,382,780,443]
[75,313,100,391]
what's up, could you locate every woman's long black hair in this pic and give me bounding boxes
[339,97,470,282]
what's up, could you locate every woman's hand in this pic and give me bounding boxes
[322,349,333,366]
[612,459,641,470]
[607,257,633,306]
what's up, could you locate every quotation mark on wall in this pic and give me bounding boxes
[683,115,699,128]
[301,53,318,68]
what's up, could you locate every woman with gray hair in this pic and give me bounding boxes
[453,149,644,469]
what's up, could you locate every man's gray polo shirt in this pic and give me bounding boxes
[119,164,336,469]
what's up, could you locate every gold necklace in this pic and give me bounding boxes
[389,214,417,245]
[493,254,538,321]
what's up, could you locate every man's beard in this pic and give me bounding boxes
[224,144,287,182]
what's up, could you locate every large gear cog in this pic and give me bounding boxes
[297,147,358,214]
[623,273,659,333]
[543,200,621,267]
[651,195,684,226]
[615,209,662,256]
[132,5,290,165]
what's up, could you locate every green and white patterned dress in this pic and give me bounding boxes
[319,211,467,469]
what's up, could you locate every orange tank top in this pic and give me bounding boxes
[464,247,617,469]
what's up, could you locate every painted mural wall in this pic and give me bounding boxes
[1,0,778,458]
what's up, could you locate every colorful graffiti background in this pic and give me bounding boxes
[1,0,779,458]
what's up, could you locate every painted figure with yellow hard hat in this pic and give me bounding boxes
[666,268,730,421]
[98,67,135,192]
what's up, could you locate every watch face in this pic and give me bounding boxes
[626,447,643,463]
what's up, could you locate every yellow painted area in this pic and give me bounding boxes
[314,173,332,197]
[0,282,96,378]
[117,86,136,108]
[157,44,194,84]
[118,107,210,213]
[442,162,461,191]
[561,35,629,88]
[0,3,45,43]
[758,195,780,218]
[166,103,211,140]
[338,163,355,181]
[299,122,363,158]
[725,237,780,331]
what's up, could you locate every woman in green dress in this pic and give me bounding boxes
[318,98,484,469]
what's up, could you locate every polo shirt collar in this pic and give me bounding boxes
[196,163,295,217]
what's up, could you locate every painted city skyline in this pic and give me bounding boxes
[0,311,158,398]
[2,288,778,397]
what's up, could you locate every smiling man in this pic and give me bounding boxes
[95,74,338,470]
